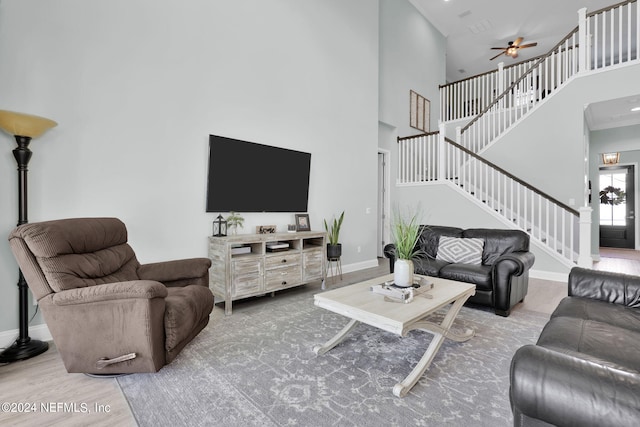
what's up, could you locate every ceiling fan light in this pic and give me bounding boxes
[631,106,640,112]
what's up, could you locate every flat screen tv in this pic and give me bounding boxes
[206,135,311,213]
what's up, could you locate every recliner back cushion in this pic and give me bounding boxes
[463,228,530,265]
[11,217,141,292]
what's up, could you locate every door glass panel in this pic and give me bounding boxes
[599,171,627,226]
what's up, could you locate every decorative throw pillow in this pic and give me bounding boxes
[436,236,484,265]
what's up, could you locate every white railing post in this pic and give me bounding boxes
[497,62,505,110]
[578,7,588,73]
[438,123,446,181]
[578,206,593,267]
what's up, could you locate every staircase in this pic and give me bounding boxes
[398,1,639,267]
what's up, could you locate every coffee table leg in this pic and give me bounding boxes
[313,318,359,355]
[393,293,473,398]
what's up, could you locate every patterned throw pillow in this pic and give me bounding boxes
[436,236,484,265]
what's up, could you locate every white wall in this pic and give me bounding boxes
[377,0,445,218]
[0,0,379,332]
[378,0,444,136]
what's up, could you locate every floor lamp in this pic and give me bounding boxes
[0,109,57,363]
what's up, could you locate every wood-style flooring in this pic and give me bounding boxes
[1,251,639,426]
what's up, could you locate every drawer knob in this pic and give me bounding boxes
[281,281,287,285]
[282,259,287,263]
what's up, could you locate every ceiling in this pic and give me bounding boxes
[409,0,640,130]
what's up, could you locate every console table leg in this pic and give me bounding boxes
[313,318,359,355]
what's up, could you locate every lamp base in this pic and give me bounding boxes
[0,338,48,363]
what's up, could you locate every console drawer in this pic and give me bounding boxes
[265,266,302,290]
[265,253,301,269]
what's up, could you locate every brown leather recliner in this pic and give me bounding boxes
[8,217,214,374]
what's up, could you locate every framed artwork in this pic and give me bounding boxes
[410,90,430,132]
[295,214,310,232]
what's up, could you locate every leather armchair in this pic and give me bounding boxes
[8,217,214,374]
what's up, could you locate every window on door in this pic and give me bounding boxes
[599,170,627,226]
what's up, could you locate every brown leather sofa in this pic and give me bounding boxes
[8,217,214,374]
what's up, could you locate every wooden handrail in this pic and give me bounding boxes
[438,69,499,89]
[397,131,439,142]
[439,55,544,89]
[461,25,579,133]
[442,136,579,215]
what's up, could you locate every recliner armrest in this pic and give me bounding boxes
[510,344,640,427]
[568,267,640,307]
[138,258,212,287]
[51,280,168,306]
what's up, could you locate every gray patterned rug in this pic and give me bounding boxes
[117,285,549,427]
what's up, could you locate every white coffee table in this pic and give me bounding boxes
[313,274,476,397]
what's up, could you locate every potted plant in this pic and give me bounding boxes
[226,211,244,235]
[324,211,344,259]
[390,209,423,287]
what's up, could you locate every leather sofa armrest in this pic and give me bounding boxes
[510,345,640,427]
[138,258,212,287]
[51,280,168,306]
[493,251,535,276]
[568,267,640,307]
[383,244,396,273]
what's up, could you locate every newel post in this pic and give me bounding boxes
[438,123,446,181]
[578,7,588,73]
[578,206,593,268]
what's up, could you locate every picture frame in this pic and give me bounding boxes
[295,214,311,232]
[410,90,430,132]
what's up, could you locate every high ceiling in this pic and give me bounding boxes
[409,0,640,130]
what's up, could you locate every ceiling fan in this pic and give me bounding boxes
[490,37,537,60]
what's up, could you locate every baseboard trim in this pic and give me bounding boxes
[326,258,379,277]
[529,269,568,282]
[0,324,52,349]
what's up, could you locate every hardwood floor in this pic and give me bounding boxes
[2,253,639,426]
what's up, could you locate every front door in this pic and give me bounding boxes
[599,165,635,248]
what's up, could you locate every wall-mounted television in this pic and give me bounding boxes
[206,135,311,213]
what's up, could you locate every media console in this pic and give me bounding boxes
[208,231,326,315]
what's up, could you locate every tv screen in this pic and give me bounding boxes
[206,135,311,213]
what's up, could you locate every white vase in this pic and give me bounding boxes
[394,259,414,287]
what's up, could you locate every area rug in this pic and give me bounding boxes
[117,286,549,427]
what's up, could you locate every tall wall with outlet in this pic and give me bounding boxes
[0,0,381,339]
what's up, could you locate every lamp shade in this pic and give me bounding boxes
[0,110,57,138]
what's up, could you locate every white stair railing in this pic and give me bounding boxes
[397,133,581,264]
[587,0,640,70]
[448,1,638,154]
[439,58,539,123]
[458,27,580,153]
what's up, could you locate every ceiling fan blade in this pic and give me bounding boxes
[518,43,538,49]
[490,51,506,60]
[491,47,508,50]
[512,37,523,46]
